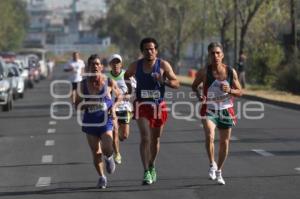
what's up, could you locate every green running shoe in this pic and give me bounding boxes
[149,166,157,182]
[143,170,153,185]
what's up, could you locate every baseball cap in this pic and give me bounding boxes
[108,54,122,63]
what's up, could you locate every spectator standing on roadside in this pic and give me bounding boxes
[236,51,246,88]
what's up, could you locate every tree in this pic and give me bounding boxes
[237,0,265,54]
[94,0,203,71]
[210,0,235,64]
[290,0,298,55]
[0,0,28,51]
[244,0,290,85]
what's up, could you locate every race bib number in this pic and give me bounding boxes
[207,94,231,102]
[87,102,107,113]
[116,101,132,112]
[141,90,161,99]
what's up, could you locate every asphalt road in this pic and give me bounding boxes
[0,66,299,199]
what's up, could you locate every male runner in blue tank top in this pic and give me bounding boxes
[192,42,243,185]
[125,37,180,185]
[75,54,122,189]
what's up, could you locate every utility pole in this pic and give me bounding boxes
[71,0,79,32]
[175,6,182,74]
[291,0,298,57]
[69,0,79,44]
[200,0,207,68]
[234,0,238,65]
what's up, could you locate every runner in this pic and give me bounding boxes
[75,54,121,189]
[125,37,180,185]
[64,52,85,104]
[107,53,134,164]
[192,42,243,185]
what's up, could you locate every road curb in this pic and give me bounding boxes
[242,94,300,111]
[179,80,300,111]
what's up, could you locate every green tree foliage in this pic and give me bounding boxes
[245,1,290,86]
[276,54,300,94]
[0,0,28,51]
[210,0,234,50]
[247,42,284,85]
[237,0,265,53]
[96,0,203,70]
[100,0,295,91]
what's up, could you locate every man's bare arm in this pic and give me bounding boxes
[161,60,180,89]
[229,69,243,97]
[124,62,137,94]
[192,68,206,100]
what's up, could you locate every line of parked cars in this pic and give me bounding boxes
[0,49,49,112]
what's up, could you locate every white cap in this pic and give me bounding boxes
[108,54,122,63]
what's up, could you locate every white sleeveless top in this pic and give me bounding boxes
[206,79,233,110]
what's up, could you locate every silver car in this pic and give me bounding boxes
[7,63,25,99]
[0,58,13,111]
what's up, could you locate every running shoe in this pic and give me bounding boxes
[143,170,153,185]
[149,166,157,182]
[114,153,122,165]
[96,176,107,189]
[216,170,225,185]
[208,161,217,180]
[105,155,116,174]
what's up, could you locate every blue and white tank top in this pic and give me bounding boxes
[135,58,165,103]
[82,78,113,117]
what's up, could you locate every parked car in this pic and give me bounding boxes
[16,55,32,88]
[0,58,13,111]
[18,48,48,79]
[13,59,29,89]
[7,63,25,99]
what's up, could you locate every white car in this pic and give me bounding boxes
[18,48,48,79]
[0,58,13,111]
[7,63,25,99]
[14,59,29,87]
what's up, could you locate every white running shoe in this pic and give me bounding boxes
[216,170,225,185]
[105,155,116,174]
[208,162,217,180]
[96,176,107,189]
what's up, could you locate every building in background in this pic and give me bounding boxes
[23,0,110,55]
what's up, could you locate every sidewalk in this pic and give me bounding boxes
[178,75,300,110]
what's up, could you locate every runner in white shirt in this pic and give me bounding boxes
[192,42,243,185]
[107,54,136,165]
[64,52,85,104]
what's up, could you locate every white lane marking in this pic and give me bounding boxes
[36,177,51,187]
[45,140,55,146]
[47,128,56,134]
[184,118,197,122]
[49,121,57,125]
[230,136,239,141]
[252,149,274,157]
[295,167,300,172]
[173,112,197,122]
[174,112,183,116]
[42,155,53,163]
